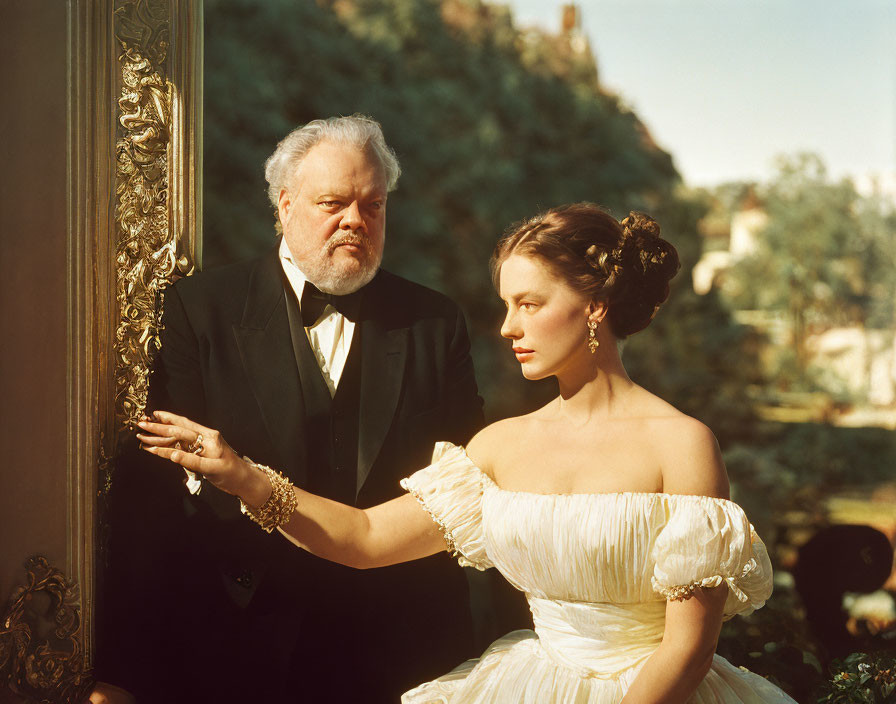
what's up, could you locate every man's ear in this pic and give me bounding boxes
[588,299,608,323]
[277,188,292,227]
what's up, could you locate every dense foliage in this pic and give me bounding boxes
[724,154,896,375]
[817,651,896,703]
[204,0,760,436]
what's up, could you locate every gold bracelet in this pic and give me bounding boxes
[239,458,298,533]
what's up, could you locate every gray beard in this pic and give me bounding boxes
[300,248,381,294]
[309,261,379,295]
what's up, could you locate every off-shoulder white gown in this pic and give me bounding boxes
[399,443,797,703]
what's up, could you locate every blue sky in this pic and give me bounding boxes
[505,0,896,187]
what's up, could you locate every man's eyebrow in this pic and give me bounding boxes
[314,190,387,200]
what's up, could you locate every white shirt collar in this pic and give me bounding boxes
[277,237,354,398]
[278,237,308,302]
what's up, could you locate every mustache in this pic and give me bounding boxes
[327,232,368,254]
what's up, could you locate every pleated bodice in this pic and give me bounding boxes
[397,443,796,703]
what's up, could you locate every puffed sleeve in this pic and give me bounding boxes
[400,442,493,570]
[651,497,773,618]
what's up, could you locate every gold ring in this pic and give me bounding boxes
[188,433,204,456]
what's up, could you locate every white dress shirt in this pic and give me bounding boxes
[278,236,356,397]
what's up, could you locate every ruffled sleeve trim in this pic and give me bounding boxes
[651,555,759,604]
[400,441,492,571]
[651,497,773,617]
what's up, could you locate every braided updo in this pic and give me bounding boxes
[490,203,680,338]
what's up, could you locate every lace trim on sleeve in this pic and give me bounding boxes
[399,442,492,570]
[652,556,759,603]
[401,478,487,570]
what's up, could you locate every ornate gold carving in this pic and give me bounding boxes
[114,0,169,69]
[0,557,94,702]
[112,0,193,447]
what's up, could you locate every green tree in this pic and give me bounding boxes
[204,0,761,440]
[725,154,896,375]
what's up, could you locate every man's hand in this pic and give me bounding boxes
[136,411,272,507]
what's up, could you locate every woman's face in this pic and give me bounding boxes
[498,253,593,381]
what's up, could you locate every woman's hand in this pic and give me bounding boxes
[138,413,446,569]
[136,411,272,507]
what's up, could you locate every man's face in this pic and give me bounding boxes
[278,139,388,294]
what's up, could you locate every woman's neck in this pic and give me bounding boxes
[554,343,635,424]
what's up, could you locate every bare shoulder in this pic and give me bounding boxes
[465,414,536,479]
[650,414,729,500]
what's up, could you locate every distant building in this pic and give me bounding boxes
[692,187,765,295]
[516,2,598,86]
[692,250,732,295]
[729,186,767,259]
[854,171,896,205]
[808,326,896,411]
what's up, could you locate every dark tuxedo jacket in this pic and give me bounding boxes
[100,244,485,703]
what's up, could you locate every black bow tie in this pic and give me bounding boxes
[300,282,362,325]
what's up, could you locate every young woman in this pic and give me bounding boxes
[138,204,796,703]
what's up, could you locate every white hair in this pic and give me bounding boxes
[263,114,401,218]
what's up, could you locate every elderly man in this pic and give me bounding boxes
[100,115,484,702]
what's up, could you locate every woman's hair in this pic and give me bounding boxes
[490,203,680,338]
